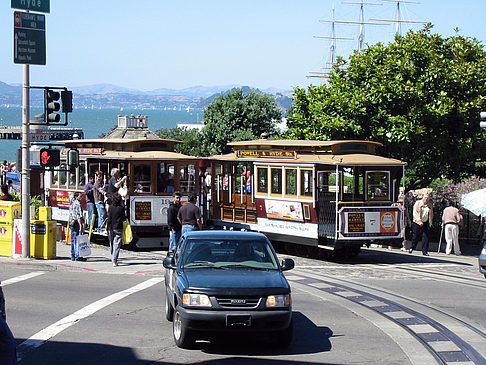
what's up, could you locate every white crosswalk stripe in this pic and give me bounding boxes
[1,271,45,286]
[16,277,164,360]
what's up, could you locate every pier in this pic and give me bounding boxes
[0,126,84,141]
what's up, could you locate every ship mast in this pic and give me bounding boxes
[308,1,386,80]
[370,0,426,35]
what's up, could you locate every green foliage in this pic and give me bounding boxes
[287,26,486,189]
[156,127,205,156]
[30,195,42,218]
[200,89,282,155]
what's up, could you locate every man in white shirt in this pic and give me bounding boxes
[409,194,433,256]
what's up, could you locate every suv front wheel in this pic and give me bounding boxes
[173,307,194,349]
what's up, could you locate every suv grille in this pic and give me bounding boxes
[216,297,261,308]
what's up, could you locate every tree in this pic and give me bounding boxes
[155,127,204,156]
[287,25,486,189]
[200,88,282,155]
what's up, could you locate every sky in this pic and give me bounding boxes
[2,0,486,92]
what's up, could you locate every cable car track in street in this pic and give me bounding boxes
[286,268,486,365]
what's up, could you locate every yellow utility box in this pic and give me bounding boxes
[30,220,57,259]
[39,206,52,221]
[0,221,13,256]
[0,201,21,223]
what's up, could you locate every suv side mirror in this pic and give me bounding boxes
[281,258,295,271]
[163,255,176,270]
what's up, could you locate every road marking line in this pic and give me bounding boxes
[16,277,163,359]
[1,271,45,286]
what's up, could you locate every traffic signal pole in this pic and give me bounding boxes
[21,64,31,258]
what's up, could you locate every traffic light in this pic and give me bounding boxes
[481,112,486,129]
[61,90,73,113]
[39,148,61,168]
[44,89,61,123]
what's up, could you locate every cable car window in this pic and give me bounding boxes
[271,168,282,195]
[133,163,151,193]
[366,171,390,201]
[180,164,196,193]
[285,168,297,196]
[157,163,175,193]
[317,171,338,194]
[78,164,86,187]
[257,167,267,194]
[300,169,313,198]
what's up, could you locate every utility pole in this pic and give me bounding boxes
[12,0,50,257]
[21,64,30,258]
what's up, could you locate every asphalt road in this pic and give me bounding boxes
[2,246,486,364]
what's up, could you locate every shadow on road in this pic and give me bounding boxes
[199,311,332,356]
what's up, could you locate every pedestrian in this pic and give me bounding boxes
[84,175,95,230]
[395,195,411,251]
[177,193,202,236]
[93,171,106,231]
[0,160,9,185]
[69,192,87,261]
[106,192,126,267]
[442,201,463,255]
[167,191,182,252]
[409,193,433,256]
[0,184,13,201]
[0,281,17,365]
[107,168,127,204]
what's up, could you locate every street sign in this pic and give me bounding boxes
[13,11,46,65]
[30,133,50,142]
[11,0,50,13]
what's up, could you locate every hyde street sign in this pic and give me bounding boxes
[11,0,50,13]
[13,11,46,65]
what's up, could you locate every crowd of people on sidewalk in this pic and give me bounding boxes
[70,168,204,265]
[69,168,130,265]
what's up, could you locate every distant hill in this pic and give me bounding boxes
[0,81,293,111]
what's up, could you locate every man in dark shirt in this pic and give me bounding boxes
[167,192,182,252]
[0,184,13,201]
[177,193,202,236]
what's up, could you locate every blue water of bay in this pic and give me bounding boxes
[0,107,203,162]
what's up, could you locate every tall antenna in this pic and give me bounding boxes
[370,0,426,35]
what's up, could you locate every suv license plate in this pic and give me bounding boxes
[226,315,251,327]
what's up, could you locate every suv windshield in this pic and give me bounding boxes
[181,239,279,270]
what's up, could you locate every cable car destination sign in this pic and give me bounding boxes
[236,150,297,159]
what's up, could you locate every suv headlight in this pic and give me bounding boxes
[266,294,291,308]
[182,293,212,307]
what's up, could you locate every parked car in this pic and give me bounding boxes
[163,230,295,349]
[479,240,486,279]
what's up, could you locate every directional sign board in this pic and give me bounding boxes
[11,0,50,13]
[13,11,46,65]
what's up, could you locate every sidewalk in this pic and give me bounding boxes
[0,241,167,275]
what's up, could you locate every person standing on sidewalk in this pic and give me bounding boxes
[410,193,433,256]
[84,175,95,230]
[69,192,86,261]
[442,202,463,255]
[106,193,126,267]
[0,281,17,365]
[167,192,182,252]
[177,193,202,236]
[93,171,106,231]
